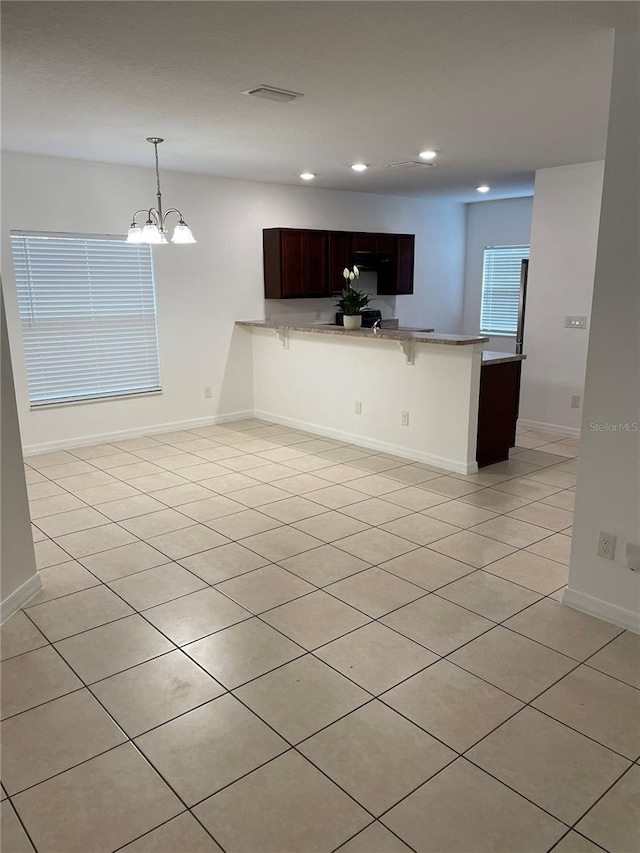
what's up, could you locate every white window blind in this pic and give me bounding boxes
[480,245,530,336]
[11,232,161,407]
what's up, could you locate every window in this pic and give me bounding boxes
[480,245,530,336]
[11,231,161,407]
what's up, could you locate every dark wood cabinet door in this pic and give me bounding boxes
[352,233,376,253]
[375,234,396,254]
[396,235,415,294]
[328,232,353,295]
[280,230,306,298]
[306,231,328,297]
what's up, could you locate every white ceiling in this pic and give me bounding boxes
[1,1,637,201]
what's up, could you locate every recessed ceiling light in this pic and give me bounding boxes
[477,185,491,193]
[351,163,368,172]
[300,172,315,181]
[419,150,438,160]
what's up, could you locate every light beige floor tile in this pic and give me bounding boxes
[1,688,126,794]
[27,585,133,641]
[340,498,412,525]
[194,751,369,852]
[72,481,142,504]
[147,525,229,560]
[198,472,259,493]
[492,477,562,500]
[89,451,141,469]
[229,483,292,507]
[118,445,178,462]
[108,563,207,610]
[483,549,569,594]
[470,515,551,548]
[235,655,369,743]
[143,588,250,645]
[259,496,328,523]
[383,659,523,752]
[214,453,270,470]
[276,472,337,494]
[54,523,136,558]
[185,617,304,689]
[39,460,97,480]
[301,701,455,815]
[135,694,287,805]
[34,539,70,569]
[525,469,577,489]
[127,472,190,493]
[95,494,166,521]
[422,499,496,527]
[468,707,630,823]
[177,462,238,482]
[326,567,425,618]
[316,622,437,695]
[537,442,579,457]
[278,544,371,585]
[383,465,442,485]
[380,549,475,590]
[282,454,335,472]
[24,467,46,485]
[541,489,576,510]
[347,474,407,497]
[382,758,564,853]
[56,472,122,495]
[448,626,577,702]
[575,765,640,853]
[533,665,640,759]
[504,599,623,660]
[54,614,174,683]
[249,462,301,482]
[428,529,516,568]
[178,495,246,523]
[458,487,532,513]
[420,476,485,499]
[31,523,48,542]
[81,540,170,582]
[307,484,371,508]
[383,486,450,511]
[382,595,493,655]
[515,449,569,467]
[340,823,412,853]
[587,631,640,689]
[349,455,404,473]
[179,543,269,584]
[256,446,307,463]
[437,571,542,622]
[508,501,574,531]
[11,743,182,853]
[1,646,82,720]
[380,514,459,546]
[336,528,416,564]
[0,611,47,660]
[109,461,168,482]
[120,508,195,539]
[28,493,85,519]
[204,508,282,539]
[292,511,370,543]
[92,650,224,737]
[239,527,323,561]
[526,533,572,565]
[317,447,373,464]
[550,832,605,853]
[261,590,370,650]
[114,435,166,450]
[1,800,36,852]
[150,482,212,506]
[120,812,223,852]
[156,454,211,472]
[215,564,314,613]
[311,464,366,486]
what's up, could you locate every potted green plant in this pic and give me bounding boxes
[336,265,370,329]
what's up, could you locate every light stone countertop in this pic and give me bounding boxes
[482,351,527,365]
[236,320,489,346]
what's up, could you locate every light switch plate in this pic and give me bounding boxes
[565,315,588,329]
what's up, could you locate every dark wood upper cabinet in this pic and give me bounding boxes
[263,228,414,299]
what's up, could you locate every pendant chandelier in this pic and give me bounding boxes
[126,137,196,245]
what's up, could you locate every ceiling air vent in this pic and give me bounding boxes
[386,161,436,169]
[242,85,304,103]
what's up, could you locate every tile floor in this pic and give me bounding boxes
[2,420,639,853]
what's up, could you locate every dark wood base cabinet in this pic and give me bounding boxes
[476,360,522,467]
[264,228,414,299]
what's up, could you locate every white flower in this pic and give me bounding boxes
[343,268,350,280]
[349,271,355,280]
[353,265,359,278]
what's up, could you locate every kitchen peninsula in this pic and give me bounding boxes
[237,321,526,474]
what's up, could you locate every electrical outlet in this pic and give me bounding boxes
[354,400,362,415]
[401,411,410,427]
[571,395,581,409]
[204,386,212,399]
[597,531,616,560]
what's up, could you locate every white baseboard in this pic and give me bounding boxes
[253,408,478,474]
[22,411,254,456]
[562,587,640,634]
[1,573,43,624]
[518,418,580,438]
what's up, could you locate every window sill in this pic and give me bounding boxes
[30,389,163,411]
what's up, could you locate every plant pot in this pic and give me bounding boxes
[343,314,362,330]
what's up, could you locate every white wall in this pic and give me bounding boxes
[565,27,640,632]
[520,161,604,434]
[1,291,41,621]
[462,197,533,353]
[1,152,466,452]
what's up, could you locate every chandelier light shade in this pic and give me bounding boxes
[126,137,196,245]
